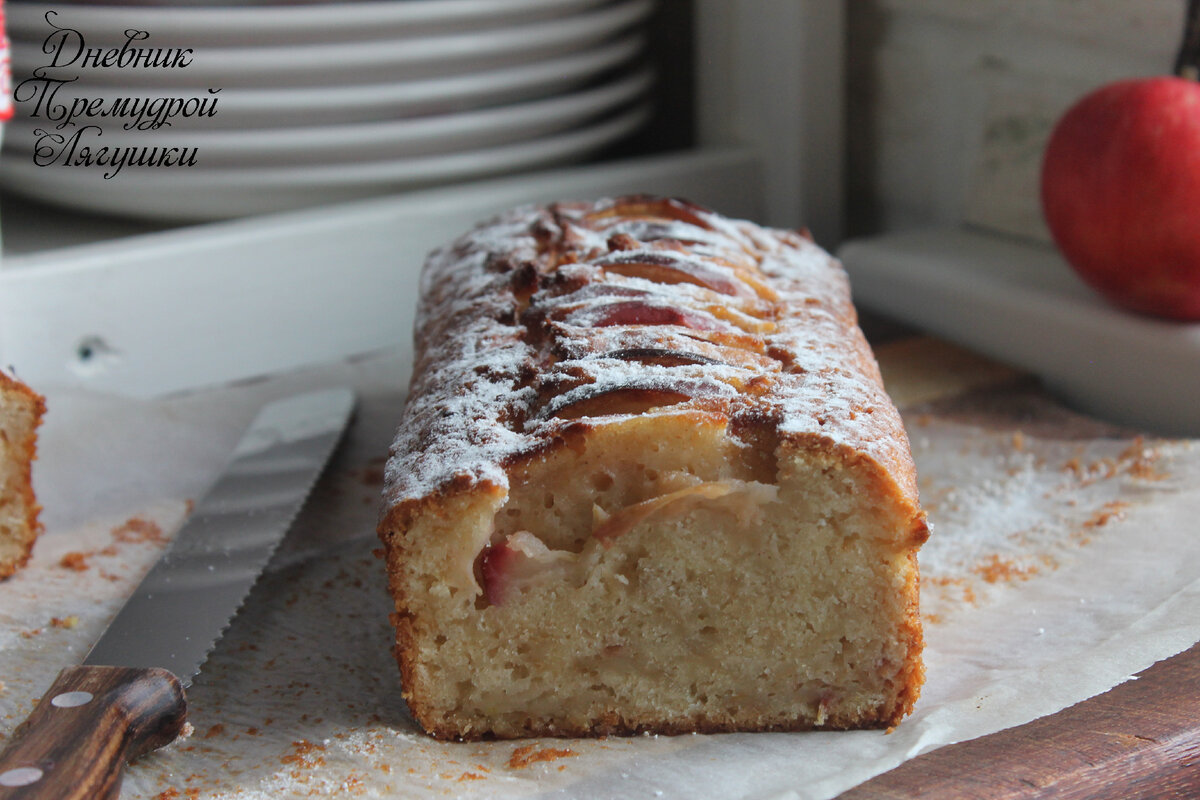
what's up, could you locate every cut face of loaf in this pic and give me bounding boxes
[0,371,45,579]
[379,197,928,740]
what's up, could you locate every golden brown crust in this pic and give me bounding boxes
[0,370,46,580]
[888,549,927,722]
[417,707,900,743]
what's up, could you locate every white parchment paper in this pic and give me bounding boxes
[1,350,1198,800]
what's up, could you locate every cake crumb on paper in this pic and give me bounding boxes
[508,745,576,769]
[973,554,1039,584]
[59,552,89,571]
[111,516,166,545]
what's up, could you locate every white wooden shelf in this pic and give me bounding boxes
[839,227,1200,436]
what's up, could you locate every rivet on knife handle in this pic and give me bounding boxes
[0,665,186,800]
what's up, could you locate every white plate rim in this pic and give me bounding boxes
[0,104,650,219]
[9,34,645,126]
[7,0,614,43]
[11,0,653,86]
[6,69,654,162]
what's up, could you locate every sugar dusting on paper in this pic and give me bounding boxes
[910,417,1181,622]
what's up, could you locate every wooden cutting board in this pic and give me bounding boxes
[840,643,1200,799]
[845,334,1200,800]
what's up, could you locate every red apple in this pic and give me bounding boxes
[1041,76,1200,320]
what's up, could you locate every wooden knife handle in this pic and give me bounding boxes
[0,665,186,800]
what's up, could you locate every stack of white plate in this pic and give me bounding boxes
[1,0,654,221]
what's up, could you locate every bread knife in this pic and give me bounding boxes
[0,387,356,799]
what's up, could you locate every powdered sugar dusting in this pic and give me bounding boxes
[908,418,1190,621]
[383,197,918,514]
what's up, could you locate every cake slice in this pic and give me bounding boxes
[379,197,928,740]
[0,369,45,579]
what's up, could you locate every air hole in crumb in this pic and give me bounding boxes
[543,494,555,509]
[591,472,614,491]
[434,634,447,646]
[644,468,659,481]
[699,626,718,636]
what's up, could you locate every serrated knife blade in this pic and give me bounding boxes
[0,388,355,800]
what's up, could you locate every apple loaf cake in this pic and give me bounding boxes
[0,369,45,579]
[378,196,928,740]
